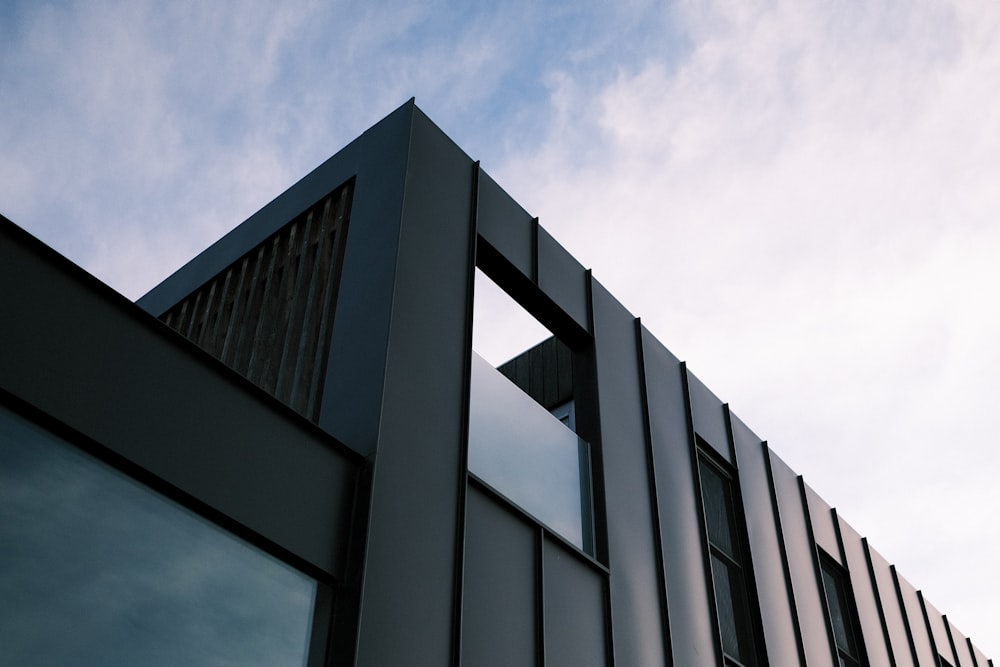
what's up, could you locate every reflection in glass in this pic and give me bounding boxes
[0,406,316,666]
[468,353,592,552]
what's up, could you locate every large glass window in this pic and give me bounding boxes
[698,454,761,665]
[0,405,317,666]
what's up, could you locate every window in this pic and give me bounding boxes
[819,554,865,667]
[468,353,593,552]
[0,405,317,666]
[698,455,761,665]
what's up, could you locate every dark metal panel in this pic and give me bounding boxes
[804,483,841,564]
[317,104,421,455]
[686,370,732,465]
[462,485,537,667]
[895,570,937,665]
[543,538,608,667]
[0,219,359,578]
[768,451,835,666]
[838,519,893,666]
[476,169,534,281]
[639,327,717,665]
[537,226,590,334]
[352,107,475,665]
[921,596,960,665]
[729,415,801,665]
[589,281,668,665]
[865,543,916,666]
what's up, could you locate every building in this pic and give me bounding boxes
[0,100,992,666]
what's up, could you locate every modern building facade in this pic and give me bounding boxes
[0,100,992,666]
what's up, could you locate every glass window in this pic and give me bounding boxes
[0,405,317,666]
[698,455,760,665]
[468,353,592,553]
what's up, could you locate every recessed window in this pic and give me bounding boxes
[819,553,865,667]
[697,454,761,665]
[0,406,317,666]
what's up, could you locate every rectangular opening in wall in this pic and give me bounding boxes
[468,267,592,554]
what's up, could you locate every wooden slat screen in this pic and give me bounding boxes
[162,182,352,422]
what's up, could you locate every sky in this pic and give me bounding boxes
[2,0,998,658]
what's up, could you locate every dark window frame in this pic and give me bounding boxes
[695,445,765,666]
[818,549,866,667]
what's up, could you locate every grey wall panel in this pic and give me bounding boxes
[949,619,976,667]
[686,370,732,465]
[730,415,801,665]
[895,571,938,665]
[476,170,534,281]
[972,642,990,666]
[866,543,916,666]
[838,520,893,666]
[769,452,835,666]
[640,327,718,665]
[537,227,590,333]
[0,222,359,578]
[462,485,538,667]
[804,484,841,564]
[543,538,608,667]
[922,596,959,665]
[352,107,474,665]
[590,282,667,665]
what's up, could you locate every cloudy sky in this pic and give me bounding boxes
[2,0,998,657]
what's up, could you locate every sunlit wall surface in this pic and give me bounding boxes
[468,353,592,552]
[0,406,316,667]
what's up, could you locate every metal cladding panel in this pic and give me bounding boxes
[0,220,359,577]
[476,169,534,280]
[639,327,717,665]
[768,452,836,666]
[949,619,976,667]
[972,642,991,666]
[537,226,590,333]
[353,108,474,664]
[866,543,916,666]
[318,104,418,455]
[686,370,732,465]
[543,539,608,667]
[590,281,667,665]
[895,571,937,665]
[838,520,893,666]
[922,597,959,665]
[804,483,841,564]
[730,416,801,665]
[462,485,537,667]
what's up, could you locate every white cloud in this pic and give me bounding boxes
[496,0,1000,654]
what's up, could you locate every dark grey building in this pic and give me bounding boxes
[0,100,992,666]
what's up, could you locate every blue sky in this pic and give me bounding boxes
[3,0,999,657]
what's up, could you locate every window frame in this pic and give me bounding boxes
[817,549,867,667]
[695,446,765,666]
